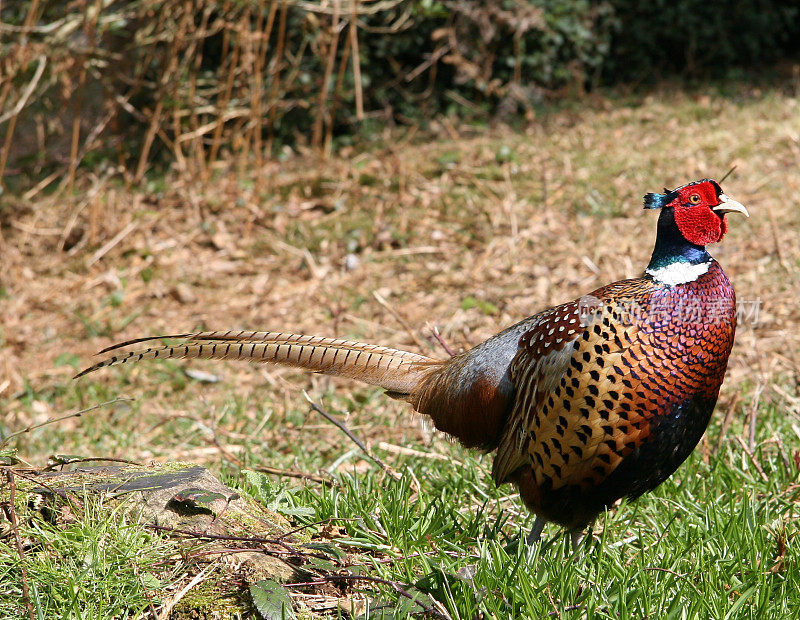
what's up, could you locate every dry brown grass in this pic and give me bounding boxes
[2,87,800,465]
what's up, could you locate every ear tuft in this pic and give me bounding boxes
[643,192,668,210]
[643,188,678,210]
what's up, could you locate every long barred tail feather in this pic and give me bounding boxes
[76,330,441,395]
[96,333,196,354]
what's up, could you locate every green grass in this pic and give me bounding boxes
[9,380,794,618]
[0,496,183,619]
[3,85,799,617]
[267,428,799,618]
[4,344,798,617]
[3,420,798,617]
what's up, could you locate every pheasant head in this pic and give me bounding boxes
[644,179,749,285]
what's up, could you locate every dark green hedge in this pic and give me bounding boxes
[605,0,800,80]
[2,0,799,186]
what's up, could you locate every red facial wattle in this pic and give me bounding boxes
[673,205,726,245]
[667,180,730,246]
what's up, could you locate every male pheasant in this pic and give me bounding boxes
[77,179,748,544]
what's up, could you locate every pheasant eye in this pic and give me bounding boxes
[688,193,701,205]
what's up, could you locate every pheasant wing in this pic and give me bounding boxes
[493,293,644,495]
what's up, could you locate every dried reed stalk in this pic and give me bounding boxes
[266,1,288,156]
[208,3,240,169]
[312,0,343,150]
[0,0,43,187]
[349,0,364,121]
[1,0,441,191]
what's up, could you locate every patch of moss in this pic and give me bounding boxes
[171,578,249,620]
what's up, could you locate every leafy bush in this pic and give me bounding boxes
[605,0,800,80]
[1,0,798,192]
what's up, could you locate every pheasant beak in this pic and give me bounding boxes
[713,194,750,217]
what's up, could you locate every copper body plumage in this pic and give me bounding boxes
[77,179,748,542]
[492,264,737,530]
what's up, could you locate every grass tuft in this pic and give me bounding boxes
[2,85,799,616]
[0,497,182,619]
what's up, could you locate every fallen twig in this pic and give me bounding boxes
[147,524,335,562]
[549,605,582,616]
[429,324,456,357]
[1,397,133,446]
[771,432,792,472]
[303,392,400,480]
[274,516,357,542]
[767,208,790,273]
[713,393,740,456]
[286,572,449,619]
[377,441,461,465]
[747,382,765,451]
[2,470,34,620]
[86,220,139,267]
[735,436,769,483]
[148,524,295,552]
[372,289,427,352]
[44,455,144,471]
[254,465,336,487]
[156,560,220,620]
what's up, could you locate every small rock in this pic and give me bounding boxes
[170,282,197,304]
[344,253,361,271]
[184,368,221,383]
